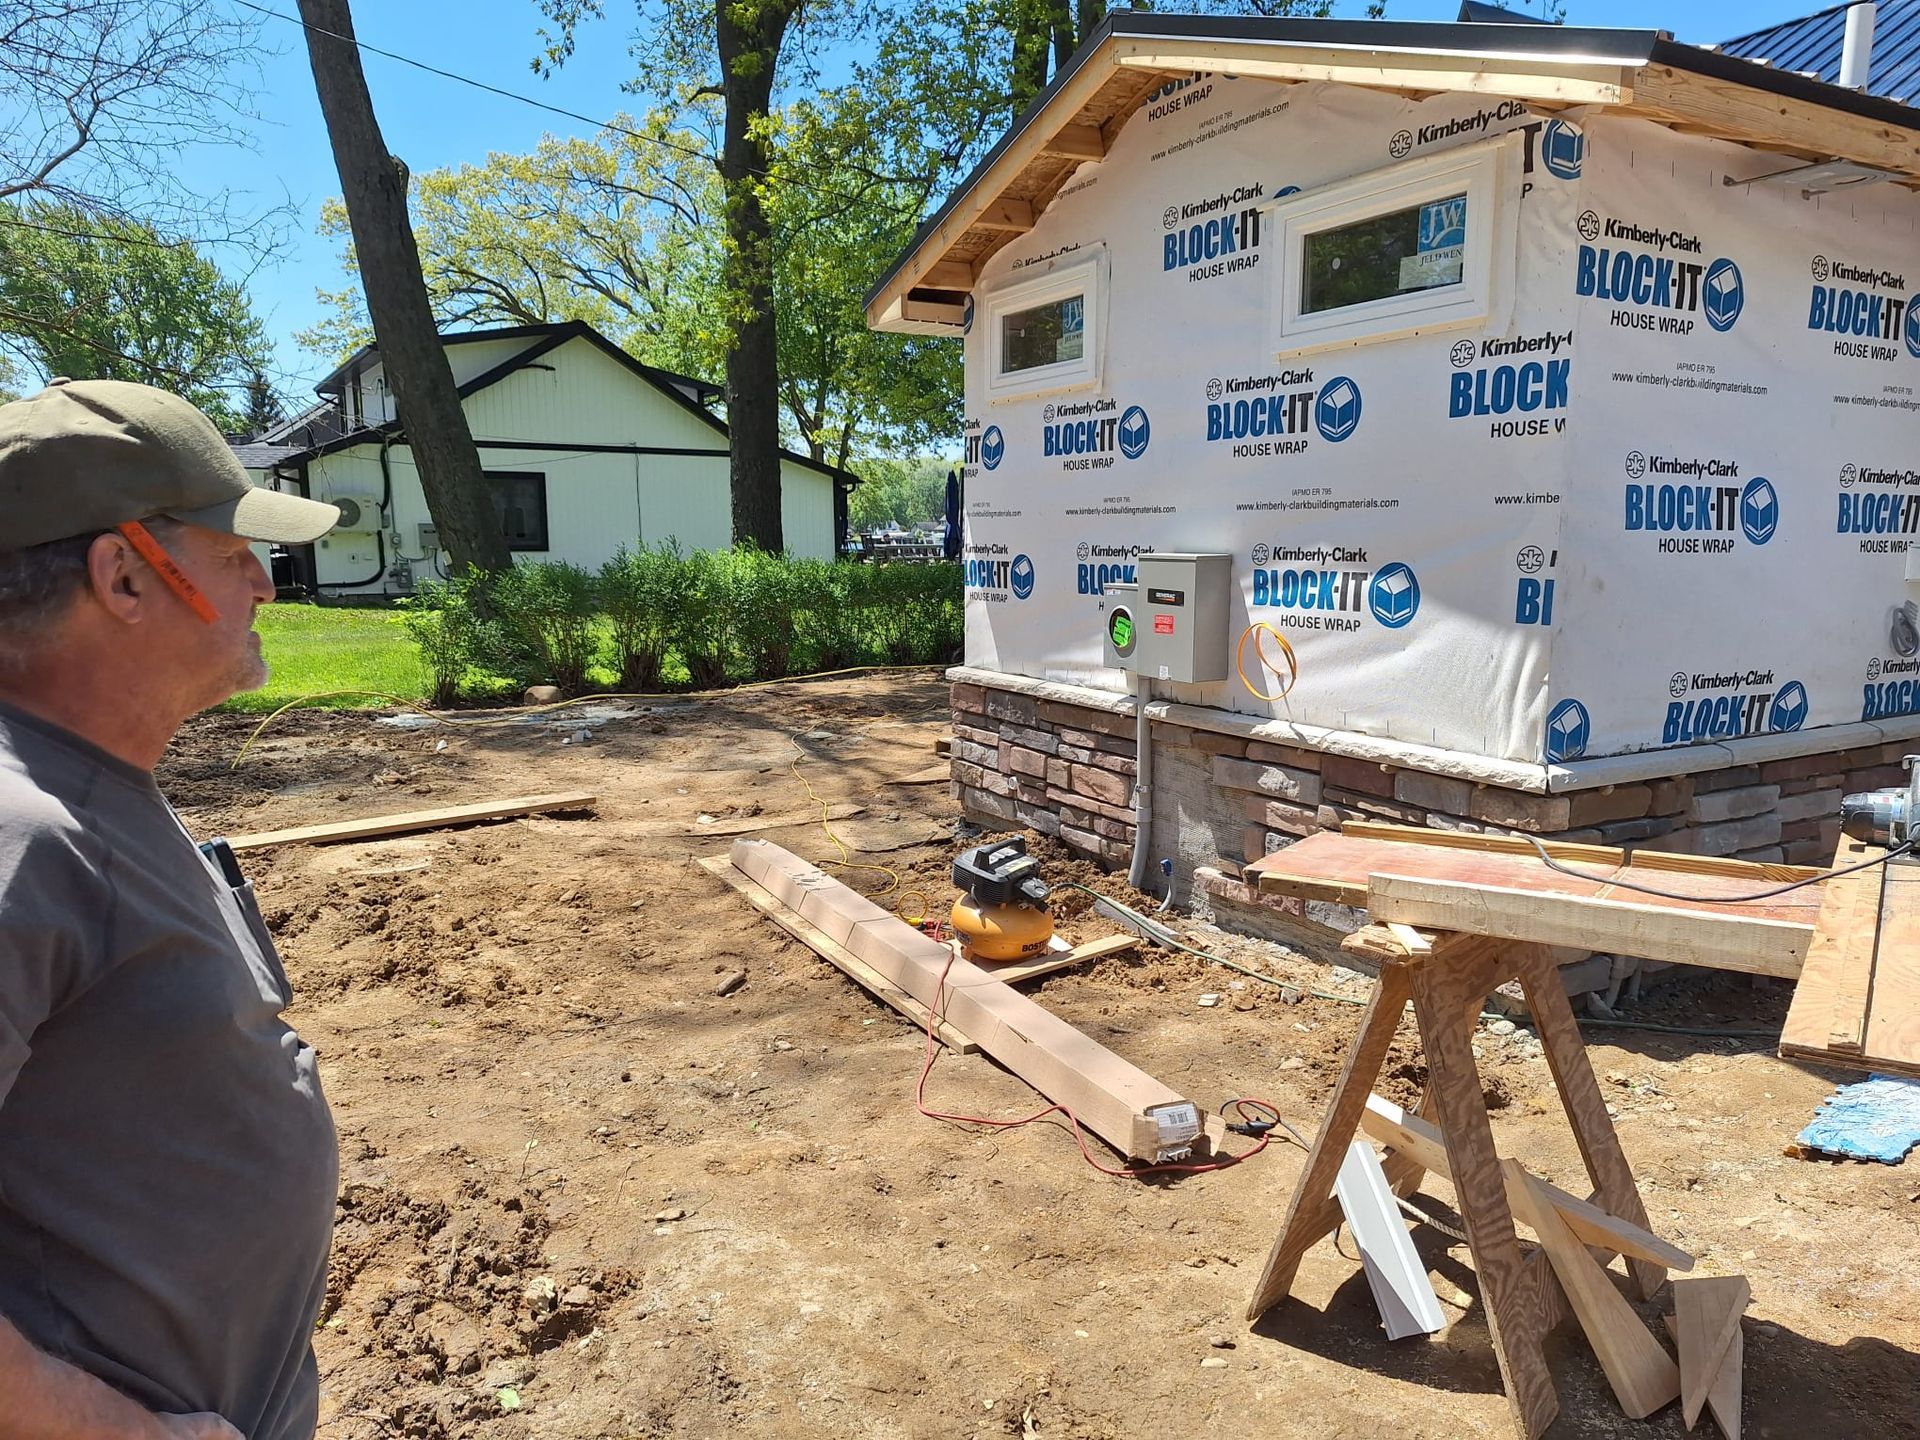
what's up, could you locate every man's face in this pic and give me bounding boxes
[144,522,277,712]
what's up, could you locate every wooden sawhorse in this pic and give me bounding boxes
[1245,927,1670,1440]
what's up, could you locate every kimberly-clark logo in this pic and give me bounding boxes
[1076,540,1153,596]
[1249,548,1417,633]
[1807,253,1915,364]
[1623,454,1778,554]
[1204,368,1319,457]
[1042,399,1148,471]
[1663,668,1807,743]
[1544,698,1590,763]
[1448,329,1572,440]
[1314,377,1362,442]
[962,543,1029,604]
[1162,181,1265,282]
[1576,214,1743,336]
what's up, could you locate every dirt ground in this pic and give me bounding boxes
[162,673,1920,1439]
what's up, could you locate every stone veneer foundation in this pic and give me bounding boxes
[950,670,1885,972]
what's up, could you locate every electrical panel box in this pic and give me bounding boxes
[1132,553,1232,684]
[1101,583,1138,670]
[417,523,440,552]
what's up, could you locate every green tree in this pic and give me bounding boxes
[0,203,271,428]
[242,365,284,438]
[847,455,951,532]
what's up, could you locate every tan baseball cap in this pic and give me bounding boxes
[0,377,342,551]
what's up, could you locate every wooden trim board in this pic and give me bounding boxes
[1781,836,1920,1079]
[966,932,1139,986]
[227,791,597,851]
[1366,873,1811,979]
[1360,1095,1692,1271]
[1336,821,1824,884]
[695,854,980,1054]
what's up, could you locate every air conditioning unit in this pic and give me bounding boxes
[315,479,385,533]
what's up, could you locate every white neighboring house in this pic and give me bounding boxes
[234,321,854,595]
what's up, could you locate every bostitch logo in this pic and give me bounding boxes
[1662,668,1807,743]
[1576,214,1743,335]
[1162,181,1266,282]
[1076,540,1154,596]
[1314,376,1362,442]
[1544,699,1590,763]
[1249,547,1418,632]
[1622,453,1779,553]
[1807,253,1912,363]
[1204,368,1319,458]
[1447,329,1572,439]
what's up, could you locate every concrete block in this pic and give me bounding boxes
[1778,773,1844,796]
[1566,784,1653,826]
[1149,722,1196,748]
[1002,744,1050,781]
[985,690,1040,727]
[1693,765,1761,793]
[1732,845,1785,865]
[1426,810,1503,834]
[1086,750,1138,775]
[1778,817,1824,844]
[1689,811,1782,856]
[1846,764,1907,791]
[1322,787,1427,827]
[1322,754,1397,798]
[1688,783,1779,825]
[1243,825,1288,863]
[951,737,998,769]
[958,786,1019,824]
[1394,770,1474,814]
[1046,757,1070,790]
[1648,777,1694,815]
[1093,815,1133,842]
[1213,754,1322,805]
[1469,787,1571,832]
[953,760,1014,797]
[1184,730,1250,759]
[998,722,1059,755]
[1071,763,1132,809]
[1246,741,1322,770]
[1039,699,1132,737]
[728,838,777,886]
[1015,776,1049,804]
[846,912,954,975]
[1760,753,1844,784]
[1776,788,1842,824]
[1588,815,1681,845]
[950,681,988,713]
[1047,786,1135,825]
[1316,801,1367,831]
[1015,802,1062,838]
[1782,836,1832,866]
[1242,794,1318,835]
[1060,823,1103,858]
[953,721,1000,747]
[1056,743,1096,765]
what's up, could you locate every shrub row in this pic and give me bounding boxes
[401,545,963,704]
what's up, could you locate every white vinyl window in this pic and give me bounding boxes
[1270,136,1518,357]
[985,252,1103,400]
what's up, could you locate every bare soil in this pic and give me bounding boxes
[163,674,1920,1439]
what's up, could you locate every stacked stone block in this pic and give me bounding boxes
[950,677,1897,876]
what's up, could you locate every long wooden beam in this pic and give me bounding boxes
[1366,872,1810,978]
[1338,820,1823,883]
[227,791,596,851]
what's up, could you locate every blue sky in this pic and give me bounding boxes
[193,0,1827,403]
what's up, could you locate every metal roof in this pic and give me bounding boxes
[1721,1,1920,106]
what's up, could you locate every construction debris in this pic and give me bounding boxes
[227,791,597,851]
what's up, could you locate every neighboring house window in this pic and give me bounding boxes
[487,471,549,551]
[1270,135,1518,357]
[984,251,1103,400]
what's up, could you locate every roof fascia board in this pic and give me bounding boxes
[1108,37,1635,106]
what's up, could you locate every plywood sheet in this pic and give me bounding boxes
[1781,839,1920,1080]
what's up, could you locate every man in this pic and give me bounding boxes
[0,379,346,1439]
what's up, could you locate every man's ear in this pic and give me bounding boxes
[85,532,147,624]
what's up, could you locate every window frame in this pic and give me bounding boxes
[485,470,550,552]
[983,250,1104,402]
[1268,134,1520,359]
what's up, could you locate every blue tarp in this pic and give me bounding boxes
[1795,1074,1920,1164]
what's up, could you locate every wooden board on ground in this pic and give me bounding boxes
[695,854,980,1055]
[975,932,1139,985]
[1665,1312,1743,1440]
[228,791,597,851]
[886,763,952,785]
[1672,1275,1750,1430]
[1245,831,1821,977]
[1781,837,1920,1079]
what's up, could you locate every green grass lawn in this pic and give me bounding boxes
[220,603,430,714]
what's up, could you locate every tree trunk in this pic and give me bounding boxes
[714,0,791,553]
[296,0,511,577]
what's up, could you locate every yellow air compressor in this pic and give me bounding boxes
[949,837,1054,962]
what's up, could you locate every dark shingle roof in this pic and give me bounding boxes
[1720,1,1920,106]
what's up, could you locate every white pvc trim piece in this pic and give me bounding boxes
[1334,1139,1445,1341]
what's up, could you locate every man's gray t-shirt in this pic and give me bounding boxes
[0,701,337,1438]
